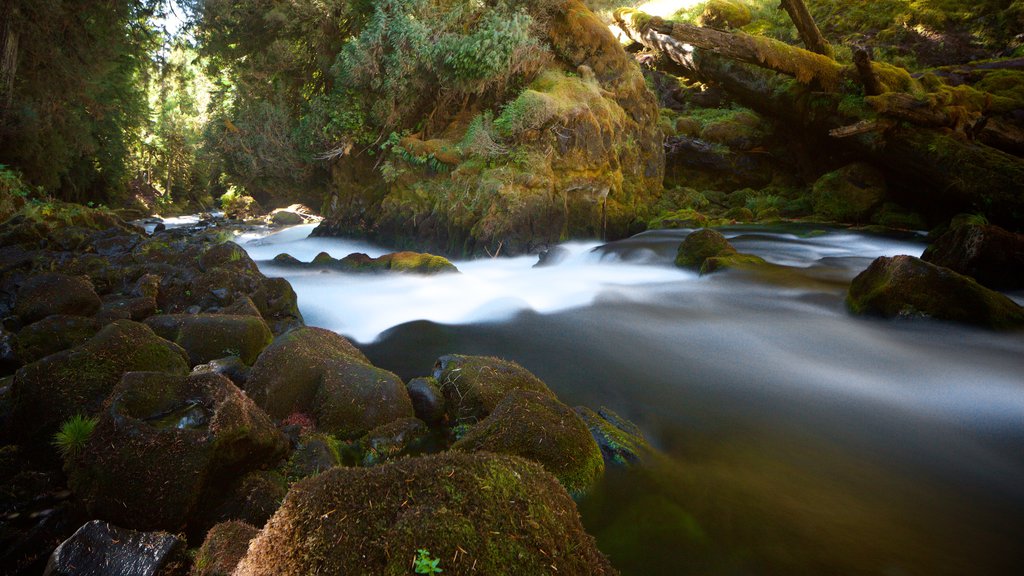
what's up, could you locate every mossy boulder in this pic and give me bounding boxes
[315,357,416,440]
[701,252,767,274]
[371,251,458,274]
[232,452,616,576]
[575,406,653,467]
[14,273,102,324]
[698,0,753,29]
[355,417,430,467]
[285,433,341,481]
[269,209,304,226]
[144,314,273,366]
[452,390,604,497]
[15,315,99,364]
[7,320,190,444]
[432,354,554,424]
[847,255,1024,329]
[250,277,304,336]
[192,521,259,576]
[674,228,736,269]
[202,470,289,530]
[67,371,288,531]
[245,327,369,419]
[812,163,887,223]
[922,221,1024,290]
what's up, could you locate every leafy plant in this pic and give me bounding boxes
[414,549,443,574]
[53,415,98,459]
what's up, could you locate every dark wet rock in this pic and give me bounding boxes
[1,325,20,373]
[7,320,190,445]
[271,253,303,267]
[847,255,1024,329]
[534,245,571,268]
[452,390,604,497]
[432,354,554,424]
[575,406,653,467]
[922,222,1024,290]
[356,417,430,467]
[245,327,369,420]
[232,452,616,576]
[405,376,446,426]
[15,315,99,364]
[67,371,287,531]
[14,273,102,324]
[44,520,187,576]
[99,295,158,323]
[285,433,340,481]
[192,521,258,576]
[250,277,304,335]
[145,314,273,366]
[133,273,161,299]
[202,470,288,531]
[191,355,251,389]
[315,356,415,440]
[217,295,263,318]
[812,162,886,223]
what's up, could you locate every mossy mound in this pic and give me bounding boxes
[284,433,341,481]
[375,251,459,274]
[674,228,736,269]
[67,371,288,531]
[355,417,430,467]
[575,406,653,467]
[452,389,604,497]
[192,521,259,576]
[846,255,1024,329]
[701,252,768,274]
[432,354,554,424]
[7,320,190,444]
[245,327,369,420]
[812,163,887,223]
[14,273,102,324]
[144,314,273,366]
[315,357,415,440]
[15,315,99,364]
[698,0,753,29]
[298,250,460,274]
[922,221,1024,290]
[232,452,616,576]
[202,470,289,531]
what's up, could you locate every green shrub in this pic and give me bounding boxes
[53,414,98,459]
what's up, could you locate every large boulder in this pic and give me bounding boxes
[315,357,416,439]
[44,520,187,576]
[245,327,369,418]
[847,255,1024,329]
[812,162,887,223]
[6,320,190,444]
[192,521,259,576]
[432,354,554,424]
[144,314,273,366]
[67,372,288,531]
[15,314,99,364]
[233,452,616,575]
[452,390,604,497]
[674,228,766,274]
[14,273,102,324]
[922,221,1024,290]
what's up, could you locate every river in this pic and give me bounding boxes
[241,224,1024,576]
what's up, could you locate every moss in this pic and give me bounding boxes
[701,253,769,274]
[355,417,430,467]
[724,206,755,222]
[846,255,1024,329]
[285,433,342,482]
[651,208,711,230]
[315,357,415,440]
[871,203,927,230]
[452,390,604,497]
[973,69,1024,108]
[376,252,458,274]
[193,521,259,576]
[232,452,616,575]
[749,35,845,92]
[574,406,653,467]
[811,162,887,223]
[311,252,336,266]
[698,0,752,29]
[674,228,736,269]
[432,354,554,424]
[14,273,102,324]
[15,315,99,364]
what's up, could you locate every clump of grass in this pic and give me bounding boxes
[53,414,98,459]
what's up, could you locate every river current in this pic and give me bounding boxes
[241,224,1024,576]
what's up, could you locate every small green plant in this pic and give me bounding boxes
[414,549,443,574]
[53,414,98,459]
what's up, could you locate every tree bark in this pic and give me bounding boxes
[0,3,19,125]
[778,0,833,58]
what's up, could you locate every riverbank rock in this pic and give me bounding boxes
[67,371,288,531]
[674,228,766,274]
[432,354,554,424]
[192,521,259,576]
[15,315,98,364]
[6,319,190,444]
[812,163,887,223]
[232,452,616,575]
[575,406,653,467]
[44,520,187,576]
[144,314,273,366]
[847,255,1024,329]
[452,390,604,497]
[922,221,1024,290]
[406,376,446,425]
[14,273,102,324]
[316,357,415,439]
[277,250,459,275]
[355,417,431,466]
[284,433,341,481]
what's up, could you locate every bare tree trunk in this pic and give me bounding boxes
[0,4,20,128]
[779,0,833,58]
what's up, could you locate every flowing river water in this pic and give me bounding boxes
[240,224,1024,576]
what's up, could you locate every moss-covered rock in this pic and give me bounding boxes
[250,277,304,336]
[144,314,273,366]
[7,319,190,444]
[232,452,616,575]
[14,273,102,324]
[922,221,1024,290]
[284,433,341,481]
[315,357,415,440]
[67,371,288,531]
[452,390,604,497]
[354,417,430,467]
[432,354,554,424]
[15,315,99,364]
[847,255,1024,329]
[698,0,752,29]
[202,470,288,530]
[674,228,736,269]
[245,327,369,420]
[701,252,768,274]
[192,521,259,576]
[812,163,887,223]
[306,251,460,274]
[575,406,653,467]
